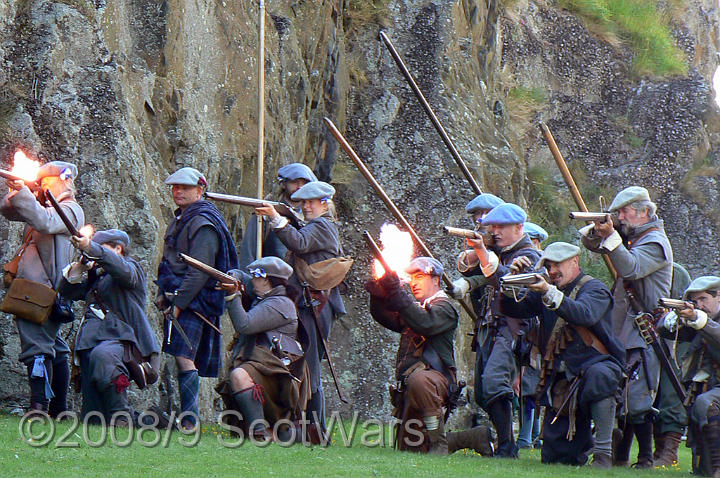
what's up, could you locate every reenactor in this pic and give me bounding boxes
[156,167,239,430]
[366,257,492,455]
[60,229,160,425]
[579,186,673,468]
[659,276,720,477]
[457,202,542,457]
[0,161,84,416]
[256,181,348,435]
[501,242,624,467]
[216,257,308,442]
[653,262,692,467]
[516,220,547,449]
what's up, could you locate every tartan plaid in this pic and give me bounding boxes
[163,309,221,377]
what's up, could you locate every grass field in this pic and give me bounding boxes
[0,413,696,477]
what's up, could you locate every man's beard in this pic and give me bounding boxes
[618,221,635,238]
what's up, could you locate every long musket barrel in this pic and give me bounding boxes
[568,212,612,222]
[378,32,483,196]
[443,226,480,239]
[324,117,478,321]
[539,123,617,279]
[363,231,393,276]
[500,272,545,286]
[204,191,303,225]
[659,298,692,310]
[45,189,81,236]
[179,253,238,285]
[0,169,38,189]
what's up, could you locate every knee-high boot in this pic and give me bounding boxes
[633,420,655,469]
[488,398,518,458]
[49,353,69,418]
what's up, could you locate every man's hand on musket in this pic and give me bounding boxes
[70,235,92,252]
[677,303,697,322]
[527,275,550,294]
[510,256,534,274]
[255,203,280,219]
[467,236,492,266]
[6,178,24,191]
[593,214,615,238]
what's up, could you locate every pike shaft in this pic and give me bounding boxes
[539,123,617,279]
[324,117,478,321]
[379,32,482,196]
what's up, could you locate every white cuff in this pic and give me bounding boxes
[269,215,288,229]
[62,262,85,284]
[688,310,709,330]
[600,230,622,251]
[542,285,564,310]
[481,251,499,277]
[456,250,479,273]
[578,224,594,237]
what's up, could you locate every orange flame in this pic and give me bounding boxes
[373,223,414,280]
[79,224,95,238]
[11,150,40,182]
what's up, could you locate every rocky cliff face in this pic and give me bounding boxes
[0,0,717,423]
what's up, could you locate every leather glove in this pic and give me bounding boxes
[448,277,470,299]
[378,271,401,292]
[385,289,414,312]
[684,310,709,330]
[364,279,389,299]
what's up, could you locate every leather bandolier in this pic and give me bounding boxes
[537,275,609,392]
[535,275,610,440]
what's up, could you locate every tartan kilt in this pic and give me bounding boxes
[163,309,221,377]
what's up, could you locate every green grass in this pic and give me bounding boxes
[0,414,693,477]
[558,0,687,76]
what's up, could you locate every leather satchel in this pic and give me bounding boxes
[1,277,57,325]
[293,255,353,291]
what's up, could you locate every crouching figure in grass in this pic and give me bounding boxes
[216,256,309,442]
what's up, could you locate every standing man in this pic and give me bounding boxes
[60,229,160,425]
[0,161,84,416]
[156,167,238,430]
[516,220,547,450]
[238,163,317,269]
[501,242,625,467]
[659,276,720,477]
[460,202,542,458]
[579,186,673,468]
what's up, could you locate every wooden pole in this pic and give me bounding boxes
[379,32,483,196]
[256,0,266,259]
[539,123,617,279]
[324,117,478,321]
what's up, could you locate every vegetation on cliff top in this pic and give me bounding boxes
[559,0,688,77]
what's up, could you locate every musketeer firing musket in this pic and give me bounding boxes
[578,185,677,468]
[364,231,492,456]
